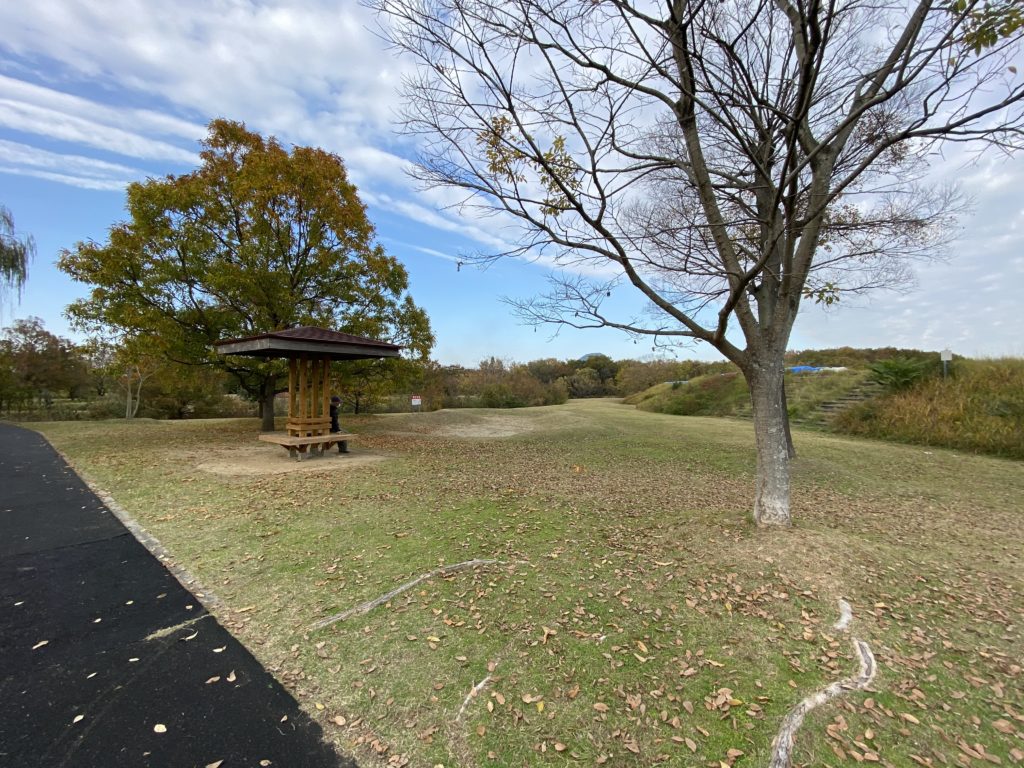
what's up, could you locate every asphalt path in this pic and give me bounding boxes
[0,423,352,768]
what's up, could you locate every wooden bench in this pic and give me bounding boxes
[258,432,355,461]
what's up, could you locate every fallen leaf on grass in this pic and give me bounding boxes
[72,715,84,724]
[993,719,1014,734]
[32,640,49,650]
[153,724,167,733]
[205,762,224,768]
[226,670,236,683]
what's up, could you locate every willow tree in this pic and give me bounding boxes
[372,0,1023,525]
[61,120,433,430]
[1,205,33,310]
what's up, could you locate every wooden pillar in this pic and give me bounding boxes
[284,354,333,437]
[322,358,330,432]
[288,358,298,424]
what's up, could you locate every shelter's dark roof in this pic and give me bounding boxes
[214,326,401,361]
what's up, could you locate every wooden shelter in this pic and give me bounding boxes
[214,326,400,459]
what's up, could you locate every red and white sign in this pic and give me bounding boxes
[411,395,422,407]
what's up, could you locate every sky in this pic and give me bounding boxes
[0,0,1021,367]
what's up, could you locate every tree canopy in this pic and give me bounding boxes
[374,0,1024,525]
[60,119,433,429]
[0,205,33,310]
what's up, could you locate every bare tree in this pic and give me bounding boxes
[371,0,1024,525]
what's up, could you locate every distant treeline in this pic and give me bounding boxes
[391,347,962,412]
[0,317,251,421]
[387,355,739,411]
[5,316,982,425]
[783,346,946,367]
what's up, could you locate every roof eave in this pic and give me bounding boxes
[214,337,401,360]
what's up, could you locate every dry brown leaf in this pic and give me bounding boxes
[993,719,1014,734]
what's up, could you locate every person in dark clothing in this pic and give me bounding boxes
[329,396,342,433]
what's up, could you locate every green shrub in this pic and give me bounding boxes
[868,356,936,391]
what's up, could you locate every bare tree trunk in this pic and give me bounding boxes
[748,364,792,527]
[125,384,133,420]
[260,379,277,432]
[132,376,143,418]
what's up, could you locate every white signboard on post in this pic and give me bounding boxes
[411,394,422,409]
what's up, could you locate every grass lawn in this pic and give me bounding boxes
[33,400,1024,768]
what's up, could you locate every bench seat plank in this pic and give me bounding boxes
[258,432,355,460]
[258,433,355,447]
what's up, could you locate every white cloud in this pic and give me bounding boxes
[0,165,128,191]
[0,97,199,163]
[0,75,204,142]
[0,138,140,181]
[0,1,409,135]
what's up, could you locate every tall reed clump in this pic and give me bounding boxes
[833,358,1024,460]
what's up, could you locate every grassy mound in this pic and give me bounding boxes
[834,358,1024,460]
[630,372,749,416]
[629,368,871,423]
